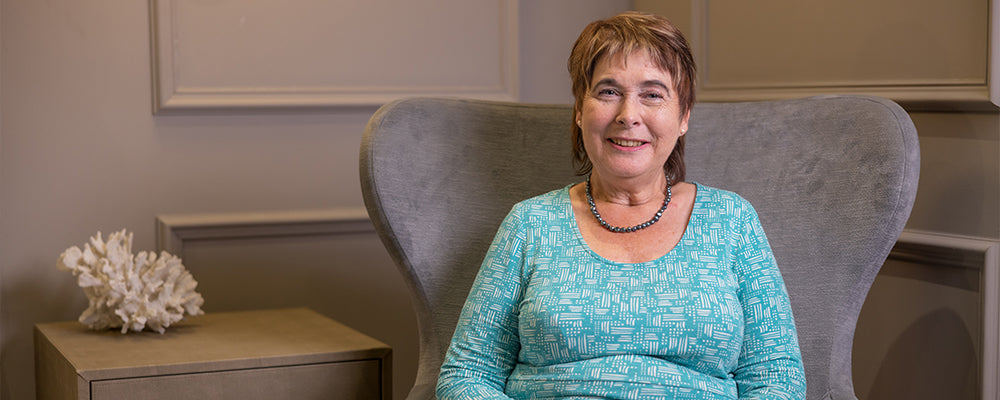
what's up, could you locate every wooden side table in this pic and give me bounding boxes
[35,308,391,400]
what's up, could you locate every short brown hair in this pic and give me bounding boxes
[567,11,696,181]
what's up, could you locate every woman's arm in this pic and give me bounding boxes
[731,203,807,399]
[436,207,528,399]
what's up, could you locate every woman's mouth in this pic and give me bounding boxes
[609,138,646,148]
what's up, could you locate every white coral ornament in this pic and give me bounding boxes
[57,229,205,333]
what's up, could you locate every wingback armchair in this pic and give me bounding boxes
[360,95,919,400]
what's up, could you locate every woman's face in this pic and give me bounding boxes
[576,50,689,183]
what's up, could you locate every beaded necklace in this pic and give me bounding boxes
[585,175,672,233]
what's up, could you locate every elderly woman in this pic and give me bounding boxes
[436,11,806,400]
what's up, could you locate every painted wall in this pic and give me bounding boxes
[0,1,631,399]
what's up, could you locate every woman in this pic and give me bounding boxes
[437,11,806,400]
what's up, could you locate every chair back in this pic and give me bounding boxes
[360,95,919,400]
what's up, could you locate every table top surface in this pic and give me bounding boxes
[35,308,390,380]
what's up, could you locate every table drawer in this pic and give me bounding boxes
[90,359,383,400]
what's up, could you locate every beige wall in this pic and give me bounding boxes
[0,1,631,399]
[638,1,1000,399]
[3,0,997,399]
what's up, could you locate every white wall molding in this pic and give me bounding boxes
[991,0,999,108]
[155,208,373,255]
[149,0,519,113]
[889,230,1000,400]
[689,0,999,111]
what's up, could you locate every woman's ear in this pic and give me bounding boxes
[679,111,691,135]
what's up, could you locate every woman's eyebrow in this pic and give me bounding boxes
[642,80,670,91]
[592,78,670,90]
[591,78,620,88]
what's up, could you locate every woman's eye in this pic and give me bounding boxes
[597,88,618,96]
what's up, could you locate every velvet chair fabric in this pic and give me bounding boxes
[360,95,919,400]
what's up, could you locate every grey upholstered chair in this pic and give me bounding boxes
[360,95,919,400]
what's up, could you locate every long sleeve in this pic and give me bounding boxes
[436,207,527,399]
[731,204,807,399]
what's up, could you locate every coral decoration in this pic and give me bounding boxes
[57,229,205,333]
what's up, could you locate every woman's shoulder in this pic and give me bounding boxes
[691,182,758,216]
[692,182,748,201]
[500,184,576,229]
[510,183,574,211]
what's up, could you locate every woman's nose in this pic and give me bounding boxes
[616,97,641,127]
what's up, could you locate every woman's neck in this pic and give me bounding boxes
[588,171,669,207]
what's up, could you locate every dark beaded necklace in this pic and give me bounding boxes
[585,175,672,233]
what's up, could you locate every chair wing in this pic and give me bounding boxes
[360,95,919,400]
[360,98,578,399]
[686,95,919,400]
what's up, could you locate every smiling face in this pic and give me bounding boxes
[576,50,690,183]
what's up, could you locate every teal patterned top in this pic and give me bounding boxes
[437,183,806,400]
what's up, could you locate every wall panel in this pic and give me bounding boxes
[150,0,519,113]
[856,231,999,400]
[639,0,999,110]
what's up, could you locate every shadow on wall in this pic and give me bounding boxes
[853,255,981,400]
[866,308,978,399]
